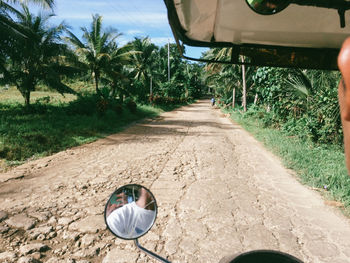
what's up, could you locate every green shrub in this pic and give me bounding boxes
[112,102,123,114]
[125,98,137,113]
[96,98,109,115]
[66,94,98,115]
[35,96,51,104]
[0,146,10,159]
[152,95,188,105]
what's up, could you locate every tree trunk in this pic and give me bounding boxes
[241,56,247,112]
[254,93,258,105]
[150,77,153,96]
[110,83,117,98]
[94,71,101,96]
[232,88,236,108]
[24,91,30,106]
[19,85,31,107]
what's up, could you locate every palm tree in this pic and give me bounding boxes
[204,47,257,110]
[1,4,76,106]
[128,37,158,101]
[66,14,122,96]
[182,63,204,99]
[131,37,157,83]
[151,43,189,100]
[103,42,136,100]
[285,69,341,119]
[0,0,54,38]
[0,0,55,86]
[204,48,241,106]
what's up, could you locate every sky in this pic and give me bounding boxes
[43,0,207,59]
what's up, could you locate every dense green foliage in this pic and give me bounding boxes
[205,48,342,145]
[0,4,77,106]
[252,68,342,144]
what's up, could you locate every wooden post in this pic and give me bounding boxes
[232,88,236,108]
[241,56,247,112]
[254,93,258,105]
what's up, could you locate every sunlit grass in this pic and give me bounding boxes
[0,86,77,104]
[224,108,350,214]
[0,92,162,171]
[0,86,193,172]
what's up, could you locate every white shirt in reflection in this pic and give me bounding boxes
[107,201,155,238]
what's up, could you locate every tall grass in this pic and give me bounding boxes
[224,108,350,212]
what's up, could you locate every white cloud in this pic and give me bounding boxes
[150,37,175,46]
[54,12,167,27]
[113,36,175,47]
[115,35,130,46]
[126,30,144,35]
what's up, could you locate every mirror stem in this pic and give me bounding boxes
[134,239,171,263]
[338,8,346,28]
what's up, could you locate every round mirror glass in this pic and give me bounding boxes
[104,184,157,240]
[246,0,289,15]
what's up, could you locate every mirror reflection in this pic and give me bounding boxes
[104,184,157,240]
[246,0,289,15]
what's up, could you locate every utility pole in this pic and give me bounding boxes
[232,87,236,108]
[150,76,153,95]
[168,39,170,82]
[241,56,247,112]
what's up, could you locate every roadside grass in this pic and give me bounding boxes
[0,86,77,104]
[0,87,194,171]
[0,95,162,171]
[223,108,350,214]
[0,102,161,168]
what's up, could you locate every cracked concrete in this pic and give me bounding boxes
[0,100,350,262]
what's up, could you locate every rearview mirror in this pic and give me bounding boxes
[104,184,157,240]
[246,0,289,15]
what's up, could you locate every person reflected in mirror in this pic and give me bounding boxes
[106,187,156,238]
[105,192,128,217]
[337,37,350,175]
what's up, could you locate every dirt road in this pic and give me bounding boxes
[0,100,350,263]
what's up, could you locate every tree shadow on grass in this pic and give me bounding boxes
[0,101,160,163]
[0,99,230,165]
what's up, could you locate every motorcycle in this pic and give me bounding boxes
[104,184,303,263]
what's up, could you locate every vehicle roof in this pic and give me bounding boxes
[164,0,350,69]
[172,0,350,49]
